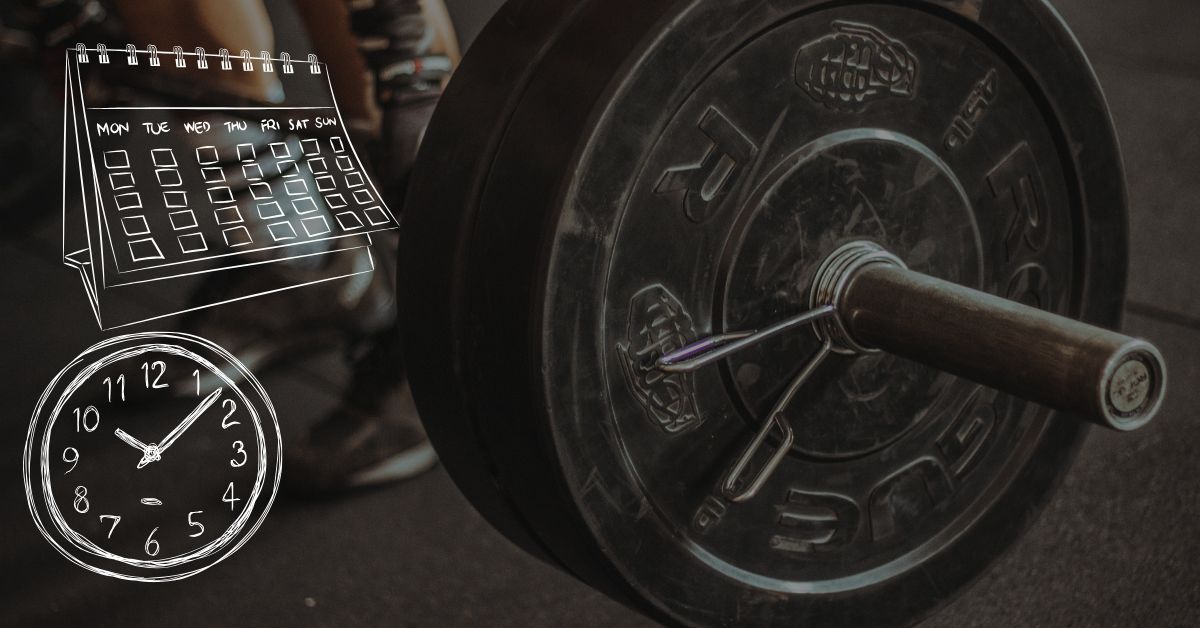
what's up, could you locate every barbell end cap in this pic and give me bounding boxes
[1098,340,1166,432]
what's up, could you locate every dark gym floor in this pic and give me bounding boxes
[2,1,1198,626]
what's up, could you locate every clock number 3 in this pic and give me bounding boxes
[231,441,247,468]
[141,361,168,390]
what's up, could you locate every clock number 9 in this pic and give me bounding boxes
[62,447,79,474]
[74,406,100,433]
[73,486,89,514]
[231,441,247,468]
[144,527,160,557]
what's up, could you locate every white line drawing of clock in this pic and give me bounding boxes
[23,332,282,582]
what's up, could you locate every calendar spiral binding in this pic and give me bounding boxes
[73,43,321,74]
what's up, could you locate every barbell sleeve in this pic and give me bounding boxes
[840,263,1166,431]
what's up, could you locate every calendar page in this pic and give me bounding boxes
[63,45,397,328]
[86,108,395,283]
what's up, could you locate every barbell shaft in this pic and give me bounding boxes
[840,264,1166,431]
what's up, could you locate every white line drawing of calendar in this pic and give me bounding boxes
[63,44,400,330]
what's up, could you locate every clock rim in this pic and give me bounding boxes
[42,343,268,567]
[23,332,282,582]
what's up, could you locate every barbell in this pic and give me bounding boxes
[399,1,1165,625]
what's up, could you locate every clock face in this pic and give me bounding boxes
[24,333,281,581]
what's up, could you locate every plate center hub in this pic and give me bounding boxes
[721,131,982,460]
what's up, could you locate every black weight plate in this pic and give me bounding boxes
[401,1,1128,626]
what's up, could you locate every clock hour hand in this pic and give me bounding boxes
[116,428,161,470]
[114,428,150,453]
[145,388,223,465]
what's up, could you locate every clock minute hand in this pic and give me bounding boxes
[155,388,223,458]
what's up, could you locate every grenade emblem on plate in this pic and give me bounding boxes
[617,285,703,434]
[795,20,919,111]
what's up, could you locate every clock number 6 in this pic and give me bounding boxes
[145,527,160,557]
[231,441,247,468]
[188,511,205,538]
[74,406,100,433]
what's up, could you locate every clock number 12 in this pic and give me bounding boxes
[141,361,168,390]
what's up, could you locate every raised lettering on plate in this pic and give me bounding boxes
[988,142,1051,262]
[692,495,727,534]
[1005,262,1054,310]
[936,387,1000,479]
[655,107,757,224]
[868,458,952,542]
[944,68,998,150]
[770,489,860,554]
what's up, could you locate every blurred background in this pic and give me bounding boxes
[1,0,1198,626]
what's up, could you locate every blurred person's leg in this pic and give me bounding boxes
[290,0,377,135]
[295,0,460,196]
[100,1,369,381]
[291,0,461,136]
[0,0,96,237]
[104,0,461,493]
[284,0,460,494]
[112,0,283,103]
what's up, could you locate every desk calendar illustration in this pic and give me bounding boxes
[63,44,399,329]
